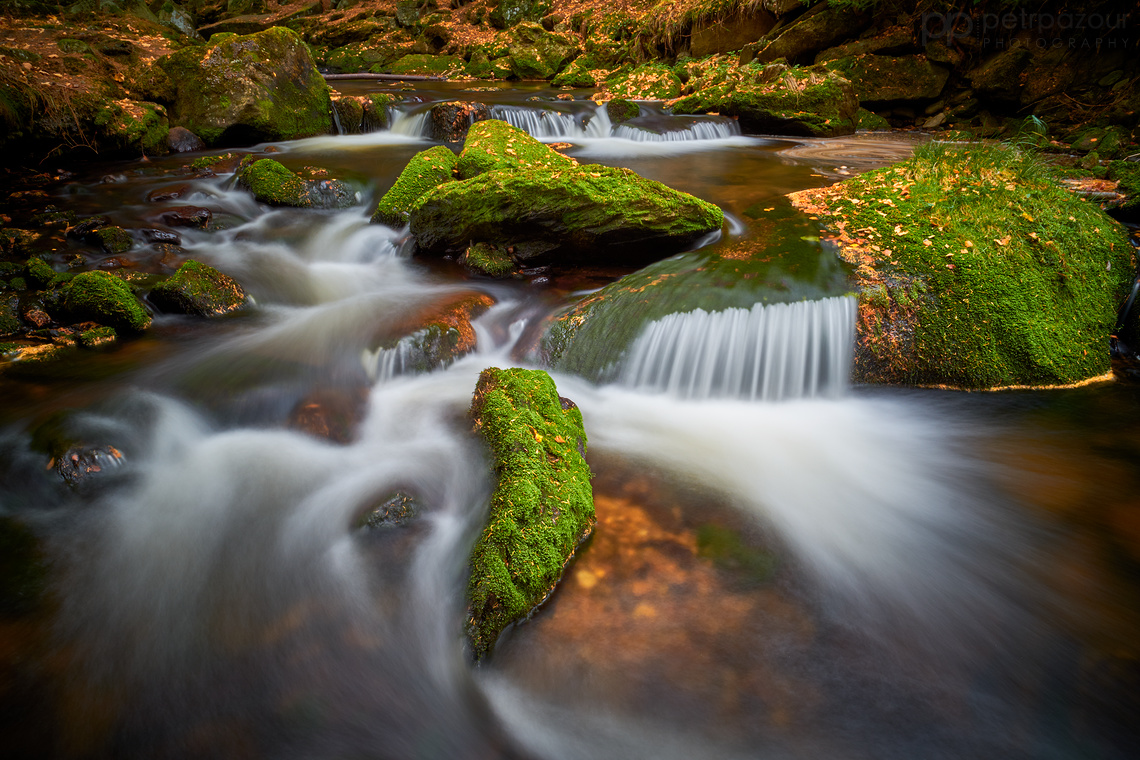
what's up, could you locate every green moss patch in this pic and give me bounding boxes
[466,367,594,659]
[605,63,682,100]
[385,54,466,77]
[150,260,247,317]
[462,242,516,277]
[457,119,574,179]
[370,145,458,228]
[238,158,355,209]
[410,164,724,263]
[789,142,1135,388]
[61,271,151,333]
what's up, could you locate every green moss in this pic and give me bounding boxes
[92,100,170,156]
[61,271,151,333]
[466,367,594,659]
[551,56,604,87]
[0,301,19,335]
[384,54,465,77]
[411,164,724,262]
[370,145,458,227]
[150,260,247,317]
[855,107,890,130]
[25,257,54,288]
[0,229,39,257]
[78,325,117,348]
[507,22,579,80]
[671,61,858,137]
[238,158,354,209]
[456,119,573,179]
[1108,160,1140,216]
[605,98,640,124]
[823,54,948,103]
[810,142,1135,388]
[462,242,516,277]
[90,226,133,254]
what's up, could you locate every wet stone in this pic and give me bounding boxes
[141,229,182,246]
[52,445,125,488]
[362,492,422,529]
[147,185,190,203]
[167,127,205,154]
[161,206,212,229]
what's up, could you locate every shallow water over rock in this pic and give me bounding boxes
[1,86,1138,760]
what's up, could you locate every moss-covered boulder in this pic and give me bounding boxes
[156,26,333,146]
[1107,160,1140,222]
[462,242,517,277]
[237,158,355,209]
[489,0,550,29]
[787,142,1135,388]
[370,145,458,228]
[61,271,151,333]
[384,54,466,78]
[466,366,593,659]
[606,98,640,124]
[150,259,247,317]
[605,64,682,100]
[746,4,869,65]
[670,60,858,137]
[456,119,574,179]
[507,23,579,80]
[824,54,949,104]
[93,99,170,156]
[410,164,724,263]
[429,101,493,142]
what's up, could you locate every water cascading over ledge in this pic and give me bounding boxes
[618,296,856,401]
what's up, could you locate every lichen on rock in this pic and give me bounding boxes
[466,366,594,659]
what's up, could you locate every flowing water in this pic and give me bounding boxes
[1,86,1138,760]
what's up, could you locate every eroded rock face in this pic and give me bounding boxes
[465,366,594,659]
[824,54,948,104]
[156,26,333,146]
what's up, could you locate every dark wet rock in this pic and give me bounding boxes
[22,308,50,329]
[824,54,949,104]
[161,206,212,228]
[0,229,39,257]
[167,127,206,153]
[1107,160,1140,223]
[461,242,516,278]
[147,185,190,202]
[370,145,458,228]
[0,301,20,336]
[98,39,134,57]
[60,272,151,333]
[361,491,422,529]
[237,158,356,209]
[814,26,914,64]
[465,366,594,659]
[53,444,125,488]
[968,46,1032,106]
[429,101,492,142]
[692,11,777,58]
[141,229,182,245]
[34,209,77,229]
[331,96,366,134]
[287,385,370,444]
[364,292,496,377]
[155,26,333,146]
[150,260,247,317]
[746,4,869,65]
[88,227,134,255]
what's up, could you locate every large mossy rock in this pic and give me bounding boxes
[61,271,151,333]
[1107,160,1140,222]
[787,143,1135,388]
[410,164,724,263]
[507,22,579,80]
[370,145,458,227]
[748,4,869,65]
[150,260,246,317]
[237,158,355,209]
[539,205,851,380]
[156,26,333,146]
[605,63,683,100]
[824,54,949,104]
[670,60,858,137]
[466,366,594,659]
[489,0,550,29]
[456,119,574,179]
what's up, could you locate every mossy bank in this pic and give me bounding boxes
[788,142,1136,389]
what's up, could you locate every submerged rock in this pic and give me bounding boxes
[150,260,247,317]
[670,60,858,137]
[362,292,495,379]
[466,367,594,659]
[237,158,355,209]
[787,143,1135,388]
[156,26,333,146]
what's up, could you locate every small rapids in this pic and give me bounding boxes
[1,87,1135,760]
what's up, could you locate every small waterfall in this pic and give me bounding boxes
[613,119,741,142]
[362,341,412,383]
[618,296,856,401]
[330,104,344,136]
[389,106,430,137]
[490,105,590,139]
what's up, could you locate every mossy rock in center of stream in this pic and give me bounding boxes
[466,367,594,660]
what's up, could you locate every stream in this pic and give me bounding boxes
[1,83,1138,759]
